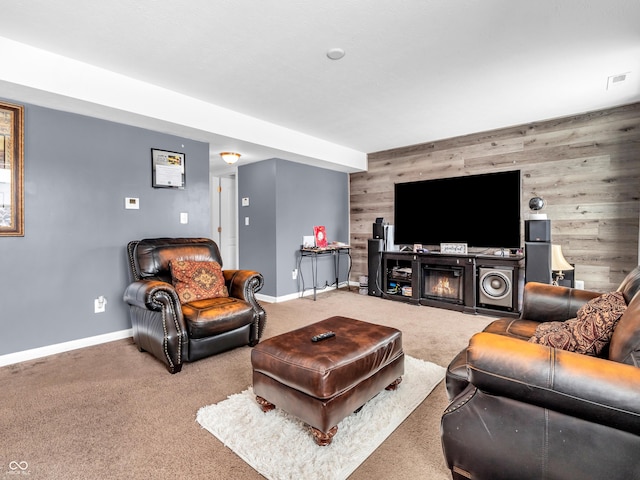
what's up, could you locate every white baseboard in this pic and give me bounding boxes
[0,329,133,368]
[2,283,359,368]
[257,282,353,304]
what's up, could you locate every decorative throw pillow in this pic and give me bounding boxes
[169,260,228,304]
[528,291,627,356]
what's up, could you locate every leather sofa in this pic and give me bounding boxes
[441,266,640,480]
[124,237,266,373]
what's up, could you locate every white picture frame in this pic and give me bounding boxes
[440,243,468,254]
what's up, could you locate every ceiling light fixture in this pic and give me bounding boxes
[326,48,345,60]
[220,152,241,165]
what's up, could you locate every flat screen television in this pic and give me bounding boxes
[394,170,521,249]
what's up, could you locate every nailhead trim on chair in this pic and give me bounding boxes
[443,388,477,414]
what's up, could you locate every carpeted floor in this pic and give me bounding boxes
[0,289,495,479]
[197,356,445,480]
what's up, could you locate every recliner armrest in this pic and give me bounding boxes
[467,332,640,435]
[223,269,266,341]
[123,279,182,312]
[223,269,264,300]
[520,282,601,322]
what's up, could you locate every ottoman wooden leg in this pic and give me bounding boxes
[385,377,403,391]
[310,425,338,446]
[256,396,276,413]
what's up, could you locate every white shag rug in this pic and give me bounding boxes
[196,355,445,480]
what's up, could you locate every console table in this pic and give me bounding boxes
[297,246,351,300]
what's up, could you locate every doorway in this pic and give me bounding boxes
[211,174,238,269]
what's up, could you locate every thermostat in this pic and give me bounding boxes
[125,197,139,209]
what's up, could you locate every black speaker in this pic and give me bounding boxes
[373,223,384,239]
[525,220,551,242]
[368,238,384,296]
[525,242,552,284]
[478,267,513,309]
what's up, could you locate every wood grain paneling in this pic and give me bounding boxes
[350,102,640,293]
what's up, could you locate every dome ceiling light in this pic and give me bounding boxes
[220,152,241,165]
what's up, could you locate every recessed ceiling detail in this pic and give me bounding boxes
[326,48,346,60]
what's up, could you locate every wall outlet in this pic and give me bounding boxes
[292,269,298,280]
[94,296,107,313]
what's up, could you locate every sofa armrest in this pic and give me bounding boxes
[520,282,601,322]
[467,332,640,435]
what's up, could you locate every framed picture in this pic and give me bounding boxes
[0,101,24,236]
[313,226,327,248]
[151,148,185,189]
[440,243,468,254]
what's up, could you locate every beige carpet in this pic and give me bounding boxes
[0,289,494,479]
[197,355,445,480]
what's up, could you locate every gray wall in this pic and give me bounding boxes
[0,99,210,356]
[238,158,349,298]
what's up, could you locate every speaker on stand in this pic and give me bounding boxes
[524,219,552,284]
[478,267,514,310]
[525,242,552,284]
[368,238,384,297]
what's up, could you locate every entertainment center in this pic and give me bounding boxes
[372,169,527,316]
[382,251,525,316]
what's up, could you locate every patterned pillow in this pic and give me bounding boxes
[528,291,627,356]
[169,260,228,304]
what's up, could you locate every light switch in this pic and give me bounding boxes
[180,212,188,224]
[245,216,249,226]
[242,197,250,207]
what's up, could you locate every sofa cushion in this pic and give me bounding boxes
[169,260,228,304]
[609,291,640,366]
[528,291,627,356]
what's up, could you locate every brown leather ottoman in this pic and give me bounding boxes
[251,316,404,446]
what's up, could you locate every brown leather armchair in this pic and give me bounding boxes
[124,237,266,373]
[441,266,640,480]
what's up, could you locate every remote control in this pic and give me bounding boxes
[311,331,336,342]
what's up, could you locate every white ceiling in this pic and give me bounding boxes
[1,0,639,174]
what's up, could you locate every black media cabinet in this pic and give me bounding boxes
[381,251,525,316]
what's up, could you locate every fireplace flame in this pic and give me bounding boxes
[432,277,454,296]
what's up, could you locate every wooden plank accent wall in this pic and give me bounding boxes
[350,102,640,293]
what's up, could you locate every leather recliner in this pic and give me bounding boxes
[441,266,640,480]
[123,237,266,373]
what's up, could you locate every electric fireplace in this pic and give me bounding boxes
[423,265,464,304]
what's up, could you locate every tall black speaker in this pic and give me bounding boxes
[525,242,552,284]
[368,238,384,297]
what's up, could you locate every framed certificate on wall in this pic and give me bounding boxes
[151,148,185,189]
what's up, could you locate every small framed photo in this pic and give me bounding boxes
[151,148,185,189]
[313,226,327,248]
[302,236,315,248]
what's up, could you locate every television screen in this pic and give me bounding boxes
[394,170,521,249]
